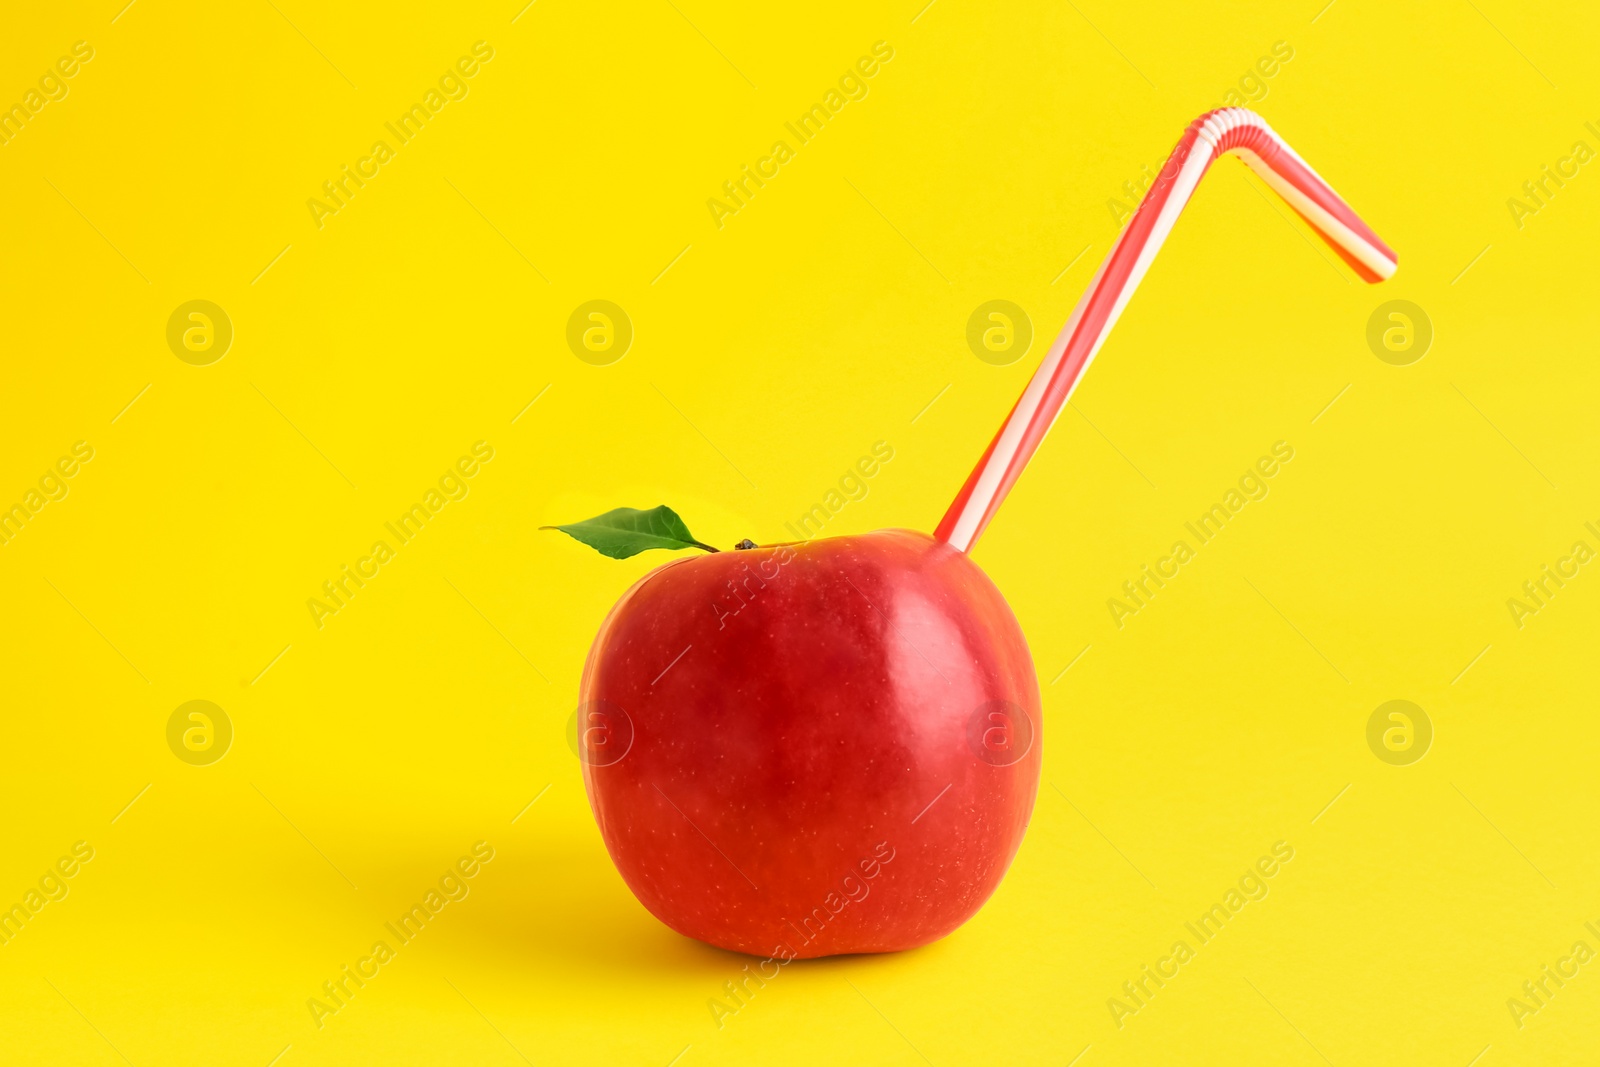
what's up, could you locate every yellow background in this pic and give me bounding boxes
[3,0,1598,1063]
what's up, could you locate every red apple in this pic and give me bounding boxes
[576,528,1040,958]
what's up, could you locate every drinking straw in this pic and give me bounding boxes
[935,108,1398,554]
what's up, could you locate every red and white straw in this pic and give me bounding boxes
[935,108,1398,554]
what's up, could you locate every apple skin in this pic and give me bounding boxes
[577,528,1041,958]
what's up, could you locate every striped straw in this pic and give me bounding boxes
[935,108,1398,554]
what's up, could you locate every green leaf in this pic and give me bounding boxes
[541,505,718,559]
